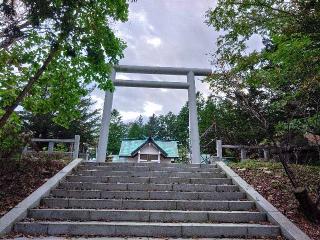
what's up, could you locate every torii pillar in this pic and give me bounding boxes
[96,65,211,163]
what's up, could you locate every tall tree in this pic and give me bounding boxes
[0,0,130,128]
[206,0,320,222]
[175,104,189,148]
[21,96,100,147]
[157,112,177,140]
[145,114,159,137]
[127,115,145,139]
[108,109,127,154]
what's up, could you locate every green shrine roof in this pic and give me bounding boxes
[119,137,179,158]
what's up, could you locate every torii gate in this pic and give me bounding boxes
[96,65,212,164]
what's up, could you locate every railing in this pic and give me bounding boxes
[23,135,80,159]
[216,139,271,161]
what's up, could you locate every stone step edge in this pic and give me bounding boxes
[55,187,239,192]
[49,192,245,201]
[52,189,242,194]
[75,173,226,177]
[14,221,280,238]
[28,209,267,223]
[41,198,256,211]
[16,221,276,227]
[81,162,218,167]
[29,209,263,214]
[9,238,276,240]
[78,167,219,170]
[66,176,229,180]
[58,182,238,187]
[42,198,254,203]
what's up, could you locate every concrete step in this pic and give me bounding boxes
[29,209,267,223]
[42,198,255,211]
[15,221,280,238]
[50,189,246,200]
[80,162,218,169]
[58,182,239,192]
[76,170,225,178]
[7,238,278,240]
[78,166,221,173]
[65,175,232,185]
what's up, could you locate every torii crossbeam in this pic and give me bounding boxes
[96,65,212,164]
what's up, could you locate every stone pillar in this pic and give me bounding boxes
[138,151,141,163]
[263,149,270,161]
[73,135,80,159]
[240,148,247,161]
[48,142,54,153]
[187,71,201,164]
[216,140,223,160]
[96,69,116,162]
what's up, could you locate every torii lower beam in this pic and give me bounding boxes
[114,80,189,89]
[96,65,212,164]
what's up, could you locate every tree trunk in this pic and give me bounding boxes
[0,42,60,129]
[294,187,320,223]
[277,146,320,223]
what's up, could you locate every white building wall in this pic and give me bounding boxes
[139,143,159,155]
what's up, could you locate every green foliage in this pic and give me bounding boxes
[0,0,130,127]
[54,143,68,152]
[0,112,31,159]
[108,109,127,154]
[21,96,100,148]
[145,114,159,137]
[127,116,146,139]
[205,0,320,160]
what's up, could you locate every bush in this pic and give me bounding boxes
[0,113,31,159]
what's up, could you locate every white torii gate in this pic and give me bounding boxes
[96,65,212,164]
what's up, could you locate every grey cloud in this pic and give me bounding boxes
[91,0,261,122]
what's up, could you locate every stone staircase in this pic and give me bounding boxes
[14,162,281,238]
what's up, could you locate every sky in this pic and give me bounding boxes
[92,0,219,122]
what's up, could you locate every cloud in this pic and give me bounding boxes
[145,36,162,48]
[91,95,104,111]
[119,110,141,122]
[131,11,147,23]
[143,101,163,116]
[119,101,163,122]
[91,0,232,123]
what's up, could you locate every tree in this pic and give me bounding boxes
[175,103,189,148]
[157,112,177,140]
[21,96,101,148]
[206,0,320,222]
[127,115,145,139]
[0,0,130,128]
[145,114,159,137]
[108,109,127,154]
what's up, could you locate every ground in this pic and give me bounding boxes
[0,155,67,217]
[229,160,320,240]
